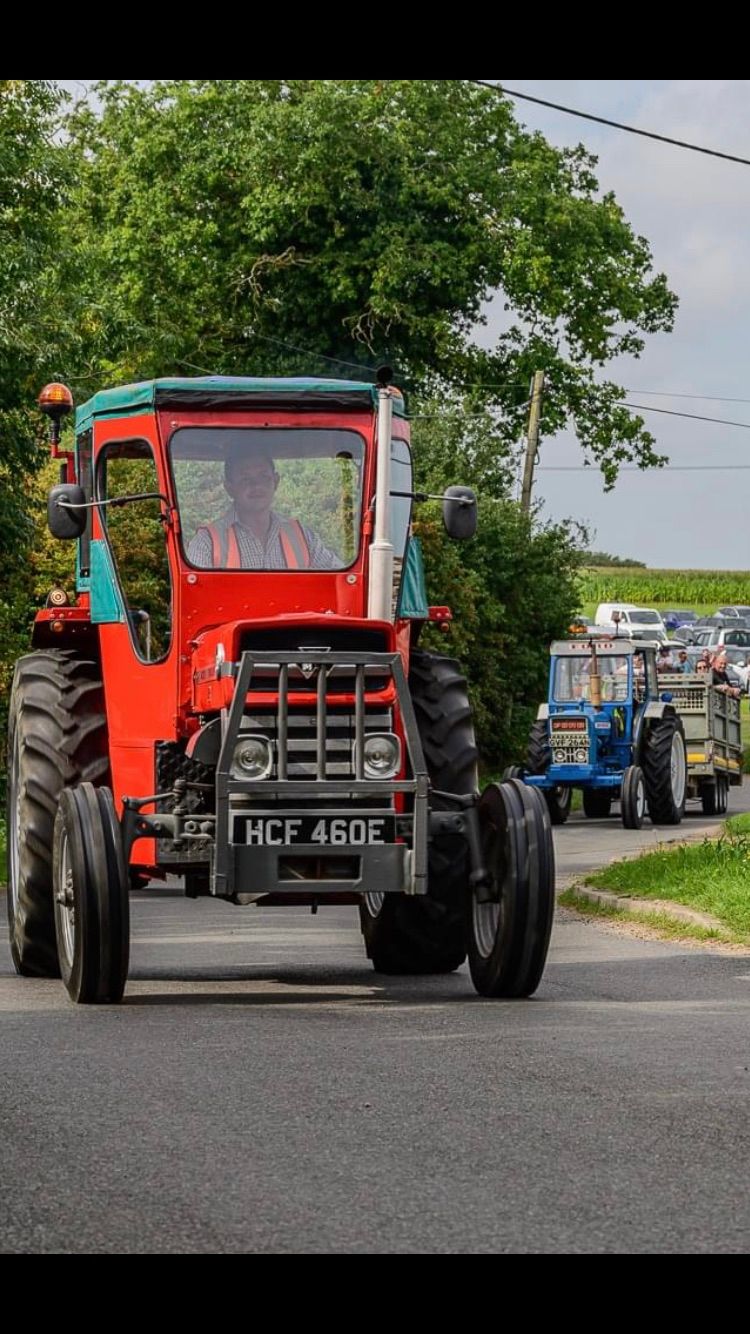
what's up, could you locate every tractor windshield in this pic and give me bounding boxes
[553,654,630,702]
[170,427,366,571]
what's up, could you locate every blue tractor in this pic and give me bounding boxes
[509,636,688,829]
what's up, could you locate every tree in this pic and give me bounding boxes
[62,80,677,485]
[411,409,585,767]
[0,81,75,557]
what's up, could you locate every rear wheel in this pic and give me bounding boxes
[642,713,687,825]
[621,765,646,829]
[582,788,612,819]
[468,780,555,998]
[525,718,570,824]
[6,650,109,977]
[544,785,571,825]
[52,784,129,1004]
[359,651,477,974]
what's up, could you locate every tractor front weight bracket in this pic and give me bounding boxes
[429,792,492,899]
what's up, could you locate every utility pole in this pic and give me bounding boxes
[520,370,545,514]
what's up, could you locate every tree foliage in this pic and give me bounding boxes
[62,79,677,484]
[0,81,76,556]
[0,78,677,788]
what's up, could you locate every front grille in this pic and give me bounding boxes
[238,626,391,693]
[240,708,393,780]
[550,726,591,765]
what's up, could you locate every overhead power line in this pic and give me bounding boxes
[623,402,750,429]
[470,80,750,167]
[538,464,750,472]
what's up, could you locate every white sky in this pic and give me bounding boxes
[489,79,750,570]
[60,80,750,569]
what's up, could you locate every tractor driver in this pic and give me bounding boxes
[186,440,343,570]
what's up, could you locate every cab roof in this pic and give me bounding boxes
[551,638,656,656]
[75,376,407,434]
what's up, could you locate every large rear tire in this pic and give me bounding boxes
[526,717,570,825]
[359,651,477,975]
[6,650,109,977]
[468,780,555,998]
[642,713,687,825]
[52,784,129,1004]
[582,789,612,819]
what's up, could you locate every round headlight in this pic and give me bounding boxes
[363,733,401,780]
[232,735,273,780]
[554,749,566,763]
[576,747,588,762]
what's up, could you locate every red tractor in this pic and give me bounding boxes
[6,371,555,1003]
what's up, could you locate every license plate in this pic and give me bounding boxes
[237,815,396,846]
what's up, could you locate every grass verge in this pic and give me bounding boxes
[557,889,729,944]
[571,817,750,943]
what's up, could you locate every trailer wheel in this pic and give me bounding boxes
[359,651,477,974]
[52,784,129,1004]
[467,779,555,998]
[582,789,612,819]
[525,718,571,824]
[642,713,687,824]
[717,775,729,816]
[703,775,729,816]
[6,650,109,977]
[621,765,646,829]
[700,782,717,816]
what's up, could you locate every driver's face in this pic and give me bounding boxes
[226,459,279,516]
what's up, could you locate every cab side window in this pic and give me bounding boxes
[97,441,172,662]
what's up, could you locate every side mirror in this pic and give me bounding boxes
[48,484,86,539]
[443,486,477,541]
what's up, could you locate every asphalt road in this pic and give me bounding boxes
[2,781,749,1254]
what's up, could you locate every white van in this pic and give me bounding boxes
[594,603,667,643]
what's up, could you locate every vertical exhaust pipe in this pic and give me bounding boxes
[368,374,394,622]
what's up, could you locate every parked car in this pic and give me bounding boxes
[594,604,667,643]
[716,605,750,620]
[671,625,700,646]
[693,615,750,629]
[663,609,698,631]
[692,627,750,649]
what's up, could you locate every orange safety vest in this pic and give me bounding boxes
[200,519,311,569]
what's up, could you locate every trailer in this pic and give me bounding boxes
[658,673,743,814]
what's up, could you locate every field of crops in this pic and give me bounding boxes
[579,568,750,618]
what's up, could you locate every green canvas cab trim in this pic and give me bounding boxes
[89,540,125,624]
[397,537,429,620]
[75,376,408,434]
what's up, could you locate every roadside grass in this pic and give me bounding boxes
[557,889,728,944]
[578,823,750,942]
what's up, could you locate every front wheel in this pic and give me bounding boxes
[621,765,646,829]
[52,784,130,1004]
[468,780,555,998]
